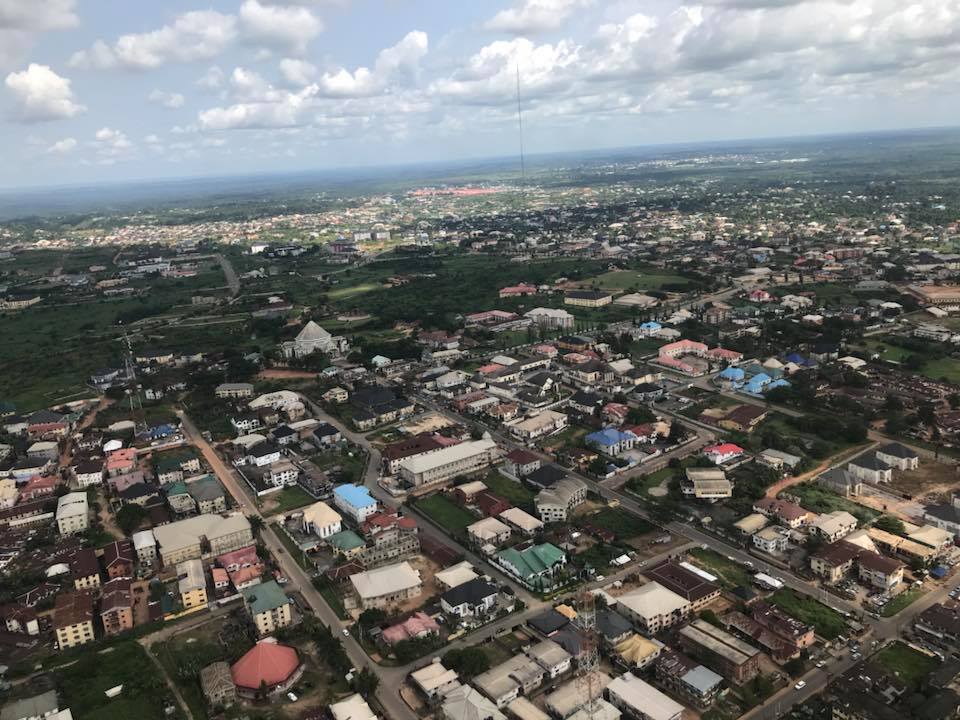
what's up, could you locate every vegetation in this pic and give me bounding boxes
[874,641,939,689]
[582,508,655,539]
[412,494,477,539]
[689,548,751,589]
[442,647,491,679]
[880,588,926,617]
[770,588,847,640]
[786,483,880,525]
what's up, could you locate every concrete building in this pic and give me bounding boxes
[875,443,920,471]
[55,492,88,535]
[53,590,96,650]
[241,580,292,635]
[616,582,691,634]
[332,484,378,524]
[752,526,789,554]
[810,511,858,543]
[200,661,236,708]
[301,501,342,539]
[177,558,208,609]
[606,673,684,720]
[152,514,253,566]
[677,619,761,684]
[534,477,587,523]
[398,438,498,489]
[349,561,422,610]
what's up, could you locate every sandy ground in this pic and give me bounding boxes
[889,459,960,499]
[257,369,319,380]
[853,485,927,521]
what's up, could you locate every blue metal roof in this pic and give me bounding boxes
[334,483,376,507]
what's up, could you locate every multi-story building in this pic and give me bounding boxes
[534,477,588,523]
[152,514,253,566]
[178,558,209,609]
[56,491,89,534]
[677,619,761,684]
[215,383,255,399]
[617,582,691,634]
[398,439,498,489]
[100,578,134,636]
[301,501,342,539]
[241,580,292,635]
[332,484,378,524]
[564,290,613,308]
[348,561,423,610]
[643,561,721,612]
[54,590,96,650]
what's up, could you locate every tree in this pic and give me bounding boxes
[116,504,147,535]
[699,609,722,627]
[626,405,655,425]
[442,647,490,679]
[874,515,905,536]
[248,515,265,534]
[352,666,380,697]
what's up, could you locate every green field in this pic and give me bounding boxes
[689,547,751,589]
[785,483,879,525]
[264,486,316,516]
[482,472,537,512]
[588,269,691,291]
[413,494,477,538]
[56,641,173,720]
[874,641,939,689]
[880,587,927,617]
[770,588,847,640]
[919,357,960,384]
[582,507,655,538]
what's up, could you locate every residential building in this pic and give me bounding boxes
[410,662,460,700]
[527,639,572,678]
[606,673,684,720]
[349,561,422,610]
[100,577,134,636]
[132,529,157,566]
[333,484,378,523]
[617,582,691,633]
[857,552,905,590]
[468,516,512,546]
[301,501,342,539]
[398,439,498,488]
[475,655,545,707]
[152,514,253,565]
[614,633,665,670]
[752,497,811,528]
[586,428,637,457]
[644,560,721,611]
[215,383,255,399]
[440,578,499,617]
[508,410,568,442]
[564,290,613,308]
[499,507,544,535]
[875,443,920,471]
[534,477,587,523]
[188,475,228,514]
[817,466,862,497]
[495,543,567,590]
[56,491,88,534]
[382,612,440,645]
[525,307,575,329]
[53,590,96,650]
[178,558,208,609]
[757,448,803,472]
[241,580,292,635]
[847,453,893,484]
[702,443,745,465]
[677,619,761,684]
[810,511,858,542]
[503,449,542,478]
[752,526,789,554]
[73,459,104,488]
[810,541,861,584]
[442,686,506,720]
[69,548,101,590]
[655,649,725,709]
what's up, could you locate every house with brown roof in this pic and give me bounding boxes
[809,541,861,583]
[643,560,721,611]
[100,577,134,636]
[752,497,812,528]
[857,551,904,590]
[101,539,135,580]
[54,589,96,650]
[69,548,101,590]
[718,405,768,433]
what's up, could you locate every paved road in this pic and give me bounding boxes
[176,410,418,720]
[216,254,240,297]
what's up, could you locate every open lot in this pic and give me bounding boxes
[880,587,927,617]
[581,507,655,539]
[56,641,172,720]
[413,493,477,539]
[874,641,939,689]
[784,482,880,525]
[483,471,538,512]
[262,485,317,516]
[585,269,692,292]
[889,458,959,498]
[770,588,846,640]
[688,547,751,589]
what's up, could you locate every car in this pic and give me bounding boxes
[595,575,605,582]
[342,628,350,636]
[287,692,298,702]
[816,661,826,668]
[795,681,806,690]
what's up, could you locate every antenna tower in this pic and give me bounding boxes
[574,591,602,717]
[121,327,148,437]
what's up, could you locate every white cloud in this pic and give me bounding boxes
[92,127,134,163]
[0,0,77,31]
[148,89,185,108]
[318,30,428,97]
[279,58,317,85]
[239,0,322,55]
[485,0,593,35]
[69,10,237,70]
[144,134,161,144]
[46,136,76,154]
[198,83,319,130]
[197,65,225,89]
[5,63,85,121]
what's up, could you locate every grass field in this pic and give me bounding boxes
[582,508,655,538]
[881,587,927,617]
[413,494,477,538]
[264,486,316,516]
[874,641,939,689]
[483,472,537,511]
[56,641,171,720]
[689,547,751,589]
[919,357,960,384]
[588,269,691,291]
[327,282,381,300]
[770,588,847,640]
[786,483,879,525]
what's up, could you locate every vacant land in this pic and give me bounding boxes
[483,471,537,512]
[587,269,691,291]
[413,494,476,538]
[874,641,939,689]
[582,507,655,539]
[770,588,846,640]
[689,547,750,589]
[881,587,927,617]
[889,459,958,497]
[785,483,880,525]
[56,641,172,720]
[263,486,316,516]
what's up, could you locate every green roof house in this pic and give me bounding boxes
[496,542,567,590]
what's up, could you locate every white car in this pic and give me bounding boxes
[342,628,350,636]
[795,681,806,690]
[816,661,826,669]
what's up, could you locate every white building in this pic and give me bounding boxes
[606,673,684,720]
[467,516,512,546]
[752,526,789,554]
[524,307,575,330]
[56,492,89,535]
[301,501,342,539]
[810,511,858,543]
[534,477,587,523]
[508,411,568,442]
[349,561,422,610]
[398,438,498,488]
[616,582,690,634]
[280,320,347,359]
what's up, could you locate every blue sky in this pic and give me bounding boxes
[2,0,960,188]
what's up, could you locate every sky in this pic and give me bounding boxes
[2,0,960,189]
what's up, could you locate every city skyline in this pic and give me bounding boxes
[2,0,959,187]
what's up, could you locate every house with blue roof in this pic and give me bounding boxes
[716,366,745,390]
[586,428,638,457]
[639,321,662,336]
[333,483,378,523]
[744,374,772,395]
[766,379,791,392]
